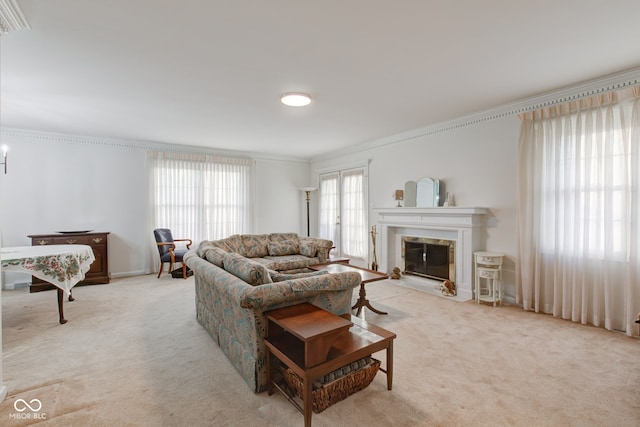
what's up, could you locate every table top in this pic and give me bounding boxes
[1,244,95,295]
[309,263,389,283]
[266,303,353,342]
[474,251,504,257]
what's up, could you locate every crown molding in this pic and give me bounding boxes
[310,66,640,163]
[0,128,311,164]
[0,0,30,34]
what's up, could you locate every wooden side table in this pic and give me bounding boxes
[265,303,396,427]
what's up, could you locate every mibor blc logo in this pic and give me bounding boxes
[10,398,47,420]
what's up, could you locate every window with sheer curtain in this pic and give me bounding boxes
[517,87,640,336]
[318,167,367,259]
[148,151,253,269]
[318,172,339,249]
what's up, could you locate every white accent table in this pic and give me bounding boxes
[474,251,504,306]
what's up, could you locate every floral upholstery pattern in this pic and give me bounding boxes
[269,269,328,282]
[205,247,226,268]
[241,234,270,258]
[184,233,361,393]
[299,240,317,257]
[269,232,299,243]
[223,252,272,286]
[263,254,318,271]
[267,239,300,256]
[212,234,245,255]
[208,233,333,265]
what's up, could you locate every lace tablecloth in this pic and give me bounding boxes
[1,245,95,296]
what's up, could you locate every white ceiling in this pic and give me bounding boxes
[2,0,640,160]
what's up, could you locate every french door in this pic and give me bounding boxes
[318,167,367,260]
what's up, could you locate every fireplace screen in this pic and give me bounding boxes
[402,237,455,282]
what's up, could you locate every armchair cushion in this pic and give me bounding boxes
[160,248,189,263]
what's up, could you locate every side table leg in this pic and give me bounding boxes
[56,288,67,324]
[266,350,273,395]
[386,340,394,390]
[303,377,312,427]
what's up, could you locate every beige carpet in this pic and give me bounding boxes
[0,274,638,427]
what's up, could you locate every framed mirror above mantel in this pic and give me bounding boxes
[403,177,442,208]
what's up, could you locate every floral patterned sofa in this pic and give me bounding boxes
[205,232,334,272]
[184,233,361,393]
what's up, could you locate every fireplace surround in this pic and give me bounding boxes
[403,236,455,282]
[374,207,488,301]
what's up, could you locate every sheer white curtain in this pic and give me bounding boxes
[318,168,367,259]
[318,173,339,250]
[148,151,253,272]
[341,169,366,258]
[517,87,640,336]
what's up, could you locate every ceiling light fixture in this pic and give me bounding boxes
[280,92,312,107]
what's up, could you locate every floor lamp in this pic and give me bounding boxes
[300,187,317,237]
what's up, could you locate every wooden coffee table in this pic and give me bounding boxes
[309,263,389,316]
[265,303,396,427]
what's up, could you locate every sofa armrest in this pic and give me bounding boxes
[239,271,361,310]
[299,237,333,263]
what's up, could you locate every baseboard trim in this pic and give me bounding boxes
[110,271,146,279]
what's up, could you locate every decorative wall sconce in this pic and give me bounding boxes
[1,146,7,174]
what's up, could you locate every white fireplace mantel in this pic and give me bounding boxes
[373,207,488,301]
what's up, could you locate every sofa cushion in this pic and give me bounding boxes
[263,254,319,271]
[267,239,300,256]
[299,240,317,257]
[204,246,226,268]
[241,234,269,258]
[269,232,299,244]
[223,252,273,286]
[269,269,328,282]
[213,234,245,255]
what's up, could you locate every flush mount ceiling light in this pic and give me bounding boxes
[280,92,312,107]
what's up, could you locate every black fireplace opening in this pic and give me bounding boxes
[403,239,452,281]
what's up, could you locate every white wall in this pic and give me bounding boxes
[254,158,312,235]
[1,134,149,279]
[0,132,310,282]
[1,115,522,300]
[311,115,521,301]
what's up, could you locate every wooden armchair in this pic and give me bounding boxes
[153,228,193,279]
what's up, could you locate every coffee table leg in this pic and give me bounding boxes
[352,282,388,316]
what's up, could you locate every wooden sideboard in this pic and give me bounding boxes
[27,232,110,293]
